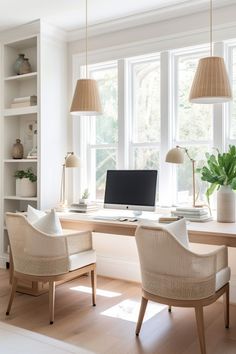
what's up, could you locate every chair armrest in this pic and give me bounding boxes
[201,245,228,273]
[64,230,93,255]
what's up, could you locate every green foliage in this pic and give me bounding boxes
[14,168,37,183]
[197,145,236,202]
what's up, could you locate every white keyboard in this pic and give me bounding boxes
[93,215,139,222]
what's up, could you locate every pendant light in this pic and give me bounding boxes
[189,0,232,104]
[70,0,102,115]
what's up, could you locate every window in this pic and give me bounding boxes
[173,49,213,204]
[75,41,234,206]
[228,46,236,142]
[88,62,118,200]
[129,56,160,173]
[84,56,160,202]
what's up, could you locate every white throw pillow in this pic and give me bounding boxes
[164,218,189,249]
[27,205,46,223]
[33,209,63,235]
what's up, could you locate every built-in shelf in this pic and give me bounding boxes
[4,72,37,81]
[4,105,38,116]
[4,159,37,163]
[4,196,38,201]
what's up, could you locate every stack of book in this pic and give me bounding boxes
[171,206,212,222]
[69,202,98,213]
[11,95,37,108]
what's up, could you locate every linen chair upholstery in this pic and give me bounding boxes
[135,218,230,354]
[5,212,96,324]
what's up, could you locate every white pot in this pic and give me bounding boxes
[16,178,37,197]
[217,185,235,223]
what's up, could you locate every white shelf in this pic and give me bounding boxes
[4,159,37,163]
[4,72,37,81]
[4,105,38,116]
[4,196,38,201]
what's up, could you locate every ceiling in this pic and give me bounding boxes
[0,0,234,34]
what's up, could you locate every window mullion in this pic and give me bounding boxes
[118,59,128,169]
[159,51,173,206]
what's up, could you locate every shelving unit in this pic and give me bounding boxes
[0,21,68,280]
[1,36,38,262]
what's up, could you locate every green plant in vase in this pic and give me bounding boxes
[14,168,37,182]
[197,145,236,222]
[14,168,37,197]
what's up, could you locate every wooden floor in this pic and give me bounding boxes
[0,269,236,354]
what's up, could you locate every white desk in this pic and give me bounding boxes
[60,213,236,247]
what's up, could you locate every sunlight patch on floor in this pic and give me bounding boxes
[101,299,167,323]
[70,285,121,298]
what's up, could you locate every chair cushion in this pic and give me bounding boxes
[164,218,190,248]
[27,205,46,223]
[69,250,96,271]
[33,209,63,235]
[215,266,231,291]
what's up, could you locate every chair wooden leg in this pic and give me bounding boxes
[136,296,148,336]
[168,305,172,313]
[223,283,229,329]
[91,267,96,306]
[6,276,18,315]
[49,281,55,324]
[195,306,206,354]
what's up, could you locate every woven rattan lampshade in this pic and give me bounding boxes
[70,0,102,116]
[189,56,232,103]
[70,79,102,115]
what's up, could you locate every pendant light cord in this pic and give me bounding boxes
[86,0,88,78]
[210,0,213,56]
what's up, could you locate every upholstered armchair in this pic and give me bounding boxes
[5,212,96,324]
[135,218,230,354]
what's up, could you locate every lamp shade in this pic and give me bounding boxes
[65,153,80,168]
[189,56,232,104]
[166,147,184,164]
[70,79,102,115]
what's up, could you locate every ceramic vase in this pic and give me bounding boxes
[217,185,235,222]
[12,139,24,159]
[16,178,36,197]
[13,54,25,75]
[19,58,32,75]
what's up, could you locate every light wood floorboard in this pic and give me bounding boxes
[0,269,236,354]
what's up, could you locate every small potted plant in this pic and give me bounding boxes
[79,188,89,204]
[197,145,236,222]
[14,168,37,197]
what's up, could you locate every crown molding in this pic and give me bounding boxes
[0,19,67,44]
[67,0,234,42]
[71,21,236,66]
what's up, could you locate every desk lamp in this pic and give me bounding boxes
[59,152,80,211]
[166,146,197,207]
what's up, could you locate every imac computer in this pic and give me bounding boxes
[104,170,157,217]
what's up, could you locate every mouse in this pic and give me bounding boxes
[118,217,128,222]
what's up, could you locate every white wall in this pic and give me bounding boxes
[68,3,236,303]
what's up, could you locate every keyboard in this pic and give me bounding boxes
[93,215,118,221]
[93,215,139,222]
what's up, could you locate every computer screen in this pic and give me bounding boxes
[104,170,157,212]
